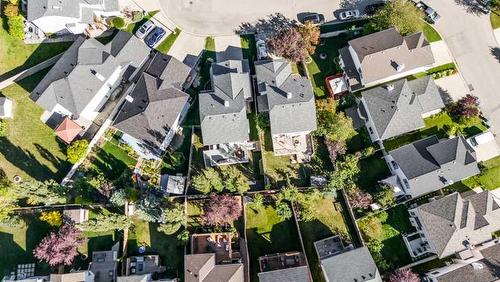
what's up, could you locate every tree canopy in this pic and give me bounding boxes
[267,27,307,62]
[33,224,85,267]
[77,212,132,232]
[201,194,241,227]
[192,168,223,194]
[364,0,425,36]
[12,180,66,205]
[67,140,89,164]
[327,154,360,192]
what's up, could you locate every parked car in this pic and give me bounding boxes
[415,1,441,23]
[365,2,386,16]
[338,9,360,20]
[145,27,166,48]
[301,13,325,24]
[135,20,155,39]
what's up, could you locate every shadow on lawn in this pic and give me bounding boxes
[92,149,128,181]
[148,222,184,278]
[0,232,30,275]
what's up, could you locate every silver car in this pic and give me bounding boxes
[339,9,360,20]
[135,20,155,39]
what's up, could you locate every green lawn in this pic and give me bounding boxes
[240,34,256,74]
[91,139,137,180]
[357,152,391,194]
[491,10,500,29]
[246,203,302,281]
[124,11,159,34]
[0,18,72,78]
[383,112,488,151]
[156,28,181,54]
[161,127,192,175]
[462,156,500,190]
[422,23,442,42]
[408,63,456,80]
[0,70,71,181]
[298,197,350,282]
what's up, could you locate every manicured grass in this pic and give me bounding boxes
[91,140,137,180]
[0,18,72,78]
[156,28,181,54]
[298,197,350,282]
[408,63,456,80]
[422,23,442,42]
[240,34,256,74]
[462,156,500,190]
[186,200,204,233]
[205,36,215,52]
[161,127,192,175]
[124,11,159,34]
[491,10,500,30]
[246,203,301,281]
[0,70,71,181]
[383,112,488,151]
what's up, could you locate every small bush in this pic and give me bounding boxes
[111,17,126,29]
[39,211,62,227]
[67,140,89,164]
[0,120,7,137]
[4,3,19,17]
[7,16,24,40]
[8,0,20,4]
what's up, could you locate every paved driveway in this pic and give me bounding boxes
[167,32,205,68]
[424,0,500,144]
[158,0,380,36]
[215,35,243,62]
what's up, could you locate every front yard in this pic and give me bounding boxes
[156,28,181,54]
[462,156,500,190]
[491,10,500,30]
[0,70,71,181]
[422,23,442,43]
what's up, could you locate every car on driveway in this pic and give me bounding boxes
[365,2,385,16]
[415,1,441,23]
[300,13,325,24]
[145,27,166,48]
[338,9,360,20]
[135,20,155,39]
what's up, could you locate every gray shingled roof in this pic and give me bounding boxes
[415,191,500,258]
[31,31,150,117]
[255,59,317,135]
[258,265,310,282]
[359,76,444,140]
[340,28,435,85]
[319,246,382,282]
[113,53,191,154]
[184,253,244,282]
[199,60,251,145]
[389,135,479,197]
[28,0,118,22]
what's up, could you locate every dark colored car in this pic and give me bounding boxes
[301,13,325,24]
[145,27,166,48]
[365,2,386,16]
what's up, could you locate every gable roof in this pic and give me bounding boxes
[199,60,251,145]
[341,28,434,85]
[319,246,382,282]
[55,117,83,144]
[415,191,500,257]
[28,0,119,22]
[32,31,150,117]
[184,253,244,282]
[113,53,190,153]
[389,135,479,196]
[255,59,317,135]
[258,265,310,282]
[360,76,444,140]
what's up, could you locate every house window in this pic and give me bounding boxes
[368,127,374,135]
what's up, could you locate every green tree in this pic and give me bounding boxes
[220,166,250,194]
[316,98,356,142]
[375,184,395,208]
[135,194,163,222]
[297,21,321,55]
[364,0,425,36]
[192,168,223,194]
[0,120,7,137]
[110,189,128,207]
[297,189,323,221]
[111,17,126,29]
[77,212,132,232]
[250,193,264,210]
[277,185,300,202]
[158,222,182,235]
[3,3,19,17]
[7,15,24,40]
[177,230,190,245]
[12,180,66,205]
[276,201,293,220]
[67,140,89,164]
[358,214,384,240]
[327,154,360,192]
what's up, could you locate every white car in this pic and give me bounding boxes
[339,9,360,20]
[135,20,155,39]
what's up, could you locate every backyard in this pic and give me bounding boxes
[245,202,302,281]
[161,127,192,175]
[357,152,391,195]
[462,156,500,190]
[298,196,350,282]
[89,135,138,181]
[0,69,71,181]
[383,112,488,151]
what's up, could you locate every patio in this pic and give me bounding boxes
[203,142,256,167]
[272,133,313,162]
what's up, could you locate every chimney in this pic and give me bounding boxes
[396,63,405,72]
[386,84,394,91]
[286,92,292,99]
[224,100,229,107]
[125,95,134,103]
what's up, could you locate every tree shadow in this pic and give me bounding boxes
[34,143,69,171]
[92,148,129,180]
[0,231,31,276]
[491,47,500,63]
[235,13,296,36]
[437,87,454,105]
[148,222,184,279]
[454,0,489,15]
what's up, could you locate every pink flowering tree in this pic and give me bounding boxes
[388,268,420,282]
[201,194,242,227]
[266,28,306,62]
[33,224,85,267]
[449,94,480,121]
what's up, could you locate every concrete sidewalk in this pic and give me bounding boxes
[214,35,243,62]
[430,41,454,66]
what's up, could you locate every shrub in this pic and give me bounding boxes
[0,120,7,137]
[448,94,481,122]
[276,201,293,220]
[7,16,24,40]
[266,27,307,62]
[67,140,89,164]
[358,214,384,240]
[39,211,62,227]
[111,17,126,29]
[4,3,19,17]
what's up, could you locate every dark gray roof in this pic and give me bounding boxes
[32,31,150,117]
[258,265,310,282]
[415,191,500,257]
[360,76,443,140]
[184,253,244,282]
[255,59,317,135]
[319,246,382,282]
[199,60,251,145]
[390,135,479,196]
[28,0,118,22]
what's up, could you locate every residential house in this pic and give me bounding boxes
[314,235,382,282]
[403,191,500,258]
[199,59,254,167]
[89,242,119,282]
[50,271,95,282]
[0,97,13,118]
[424,240,500,282]
[113,53,191,159]
[339,27,435,91]
[350,76,444,142]
[25,0,120,36]
[257,252,310,282]
[185,233,245,282]
[31,31,150,143]
[382,135,480,198]
[255,59,317,162]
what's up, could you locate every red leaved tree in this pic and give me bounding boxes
[388,268,420,282]
[348,188,373,209]
[201,194,242,227]
[266,28,306,62]
[449,94,480,121]
[33,224,85,267]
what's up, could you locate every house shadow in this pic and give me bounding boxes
[235,13,296,35]
[437,87,454,105]
[16,67,53,95]
[491,47,500,63]
[148,222,184,278]
[0,231,32,276]
[216,45,245,62]
[93,148,128,180]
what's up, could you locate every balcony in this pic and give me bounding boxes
[403,232,433,258]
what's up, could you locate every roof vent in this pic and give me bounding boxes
[396,63,405,72]
[386,84,395,91]
[125,95,134,103]
[224,100,229,107]
[472,262,484,270]
[286,92,292,99]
